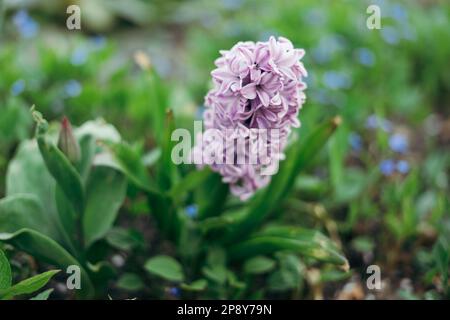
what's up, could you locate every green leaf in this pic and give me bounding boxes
[112,141,154,192]
[0,270,59,300]
[30,288,54,300]
[144,255,184,282]
[6,140,71,248]
[0,194,61,242]
[0,228,94,298]
[244,256,276,275]
[224,117,341,242]
[202,265,228,285]
[180,279,207,292]
[158,109,176,190]
[0,248,11,290]
[76,135,96,181]
[228,226,348,268]
[83,166,127,247]
[30,107,84,215]
[168,167,212,201]
[36,133,85,215]
[116,273,144,292]
[106,227,143,251]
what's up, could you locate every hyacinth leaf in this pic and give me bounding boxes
[228,226,348,268]
[5,140,73,248]
[0,229,94,298]
[0,194,67,246]
[83,166,127,247]
[224,117,341,242]
[111,141,156,193]
[0,249,12,290]
[32,109,85,215]
[55,186,78,247]
[158,109,176,190]
[198,173,229,219]
[30,288,54,300]
[0,270,59,300]
[147,68,169,144]
[76,134,96,181]
[168,167,212,201]
[111,141,175,238]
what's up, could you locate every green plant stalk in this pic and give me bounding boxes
[223,117,341,243]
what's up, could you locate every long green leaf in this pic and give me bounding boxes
[83,166,127,247]
[32,107,85,215]
[0,270,59,300]
[228,225,348,268]
[0,228,94,298]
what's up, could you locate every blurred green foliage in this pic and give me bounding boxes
[0,0,449,299]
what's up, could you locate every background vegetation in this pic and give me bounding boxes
[0,0,449,299]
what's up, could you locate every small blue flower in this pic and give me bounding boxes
[381,26,400,45]
[169,287,181,297]
[71,47,89,66]
[365,115,392,132]
[396,160,410,174]
[185,204,198,218]
[303,8,327,27]
[389,133,408,153]
[380,159,395,176]
[90,36,106,50]
[348,132,362,152]
[11,79,26,96]
[323,71,352,90]
[64,80,82,97]
[13,10,39,39]
[366,114,378,129]
[390,4,408,23]
[355,48,375,67]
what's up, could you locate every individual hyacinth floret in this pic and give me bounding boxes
[193,36,308,200]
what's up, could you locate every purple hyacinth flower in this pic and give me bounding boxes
[192,37,307,200]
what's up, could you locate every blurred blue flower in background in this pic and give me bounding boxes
[64,80,82,97]
[311,35,346,64]
[365,114,392,132]
[355,48,375,67]
[396,160,410,174]
[303,7,327,27]
[13,10,39,39]
[323,71,352,90]
[11,79,26,96]
[71,47,89,66]
[348,132,362,152]
[381,26,400,45]
[168,287,181,297]
[185,204,198,218]
[390,4,408,23]
[90,35,106,50]
[221,0,244,11]
[389,133,408,153]
[379,159,395,176]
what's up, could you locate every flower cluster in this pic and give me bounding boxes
[194,36,307,200]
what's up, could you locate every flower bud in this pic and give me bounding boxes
[58,116,80,164]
